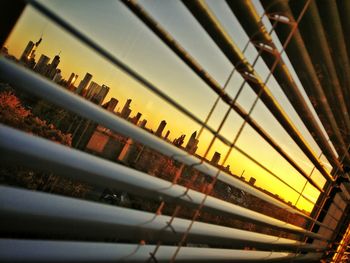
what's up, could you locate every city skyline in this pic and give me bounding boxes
[14,34,217,161]
[10,32,201,142]
[2,1,328,212]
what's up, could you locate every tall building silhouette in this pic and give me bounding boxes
[85,81,100,99]
[118,138,137,165]
[46,54,60,80]
[20,37,42,67]
[249,177,256,186]
[85,82,109,105]
[211,151,221,165]
[186,131,199,154]
[93,84,109,105]
[103,98,118,112]
[173,134,186,147]
[165,130,170,140]
[67,73,78,90]
[155,120,167,137]
[20,41,34,61]
[139,119,147,128]
[34,54,50,75]
[53,69,62,83]
[121,99,132,119]
[130,112,142,125]
[76,72,93,95]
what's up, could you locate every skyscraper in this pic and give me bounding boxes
[53,69,62,83]
[249,177,256,186]
[186,131,199,154]
[20,41,34,62]
[45,54,60,80]
[34,54,50,75]
[85,82,109,105]
[67,73,75,85]
[93,84,109,105]
[76,72,93,95]
[155,120,167,137]
[165,130,170,140]
[118,138,137,165]
[173,134,186,147]
[20,37,42,67]
[103,98,118,112]
[211,151,221,165]
[139,119,147,128]
[120,99,132,119]
[86,81,101,99]
[67,73,78,90]
[130,112,142,125]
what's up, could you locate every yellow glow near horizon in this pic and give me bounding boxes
[3,4,323,213]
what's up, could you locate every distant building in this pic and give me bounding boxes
[67,73,75,85]
[53,69,62,83]
[92,85,109,105]
[76,72,93,95]
[173,134,186,147]
[20,41,34,62]
[85,81,100,99]
[85,81,109,105]
[139,119,147,128]
[118,138,138,165]
[34,54,50,75]
[66,73,78,90]
[20,37,42,67]
[86,129,124,161]
[165,130,170,140]
[130,112,142,125]
[120,99,132,119]
[45,54,61,80]
[224,165,231,173]
[211,151,221,165]
[103,98,118,112]
[249,177,256,186]
[155,120,167,137]
[86,130,109,153]
[186,131,199,154]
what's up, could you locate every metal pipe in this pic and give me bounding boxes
[337,0,350,77]
[0,56,330,221]
[288,0,350,137]
[181,0,333,182]
[316,0,350,116]
[260,0,350,165]
[0,124,331,238]
[0,185,324,251]
[226,0,342,171]
[119,0,324,193]
[0,239,323,262]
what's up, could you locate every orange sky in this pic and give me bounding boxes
[3,2,332,212]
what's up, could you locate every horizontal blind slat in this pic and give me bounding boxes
[0,239,323,262]
[0,185,325,251]
[0,124,328,239]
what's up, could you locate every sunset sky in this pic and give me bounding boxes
[4,0,333,212]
